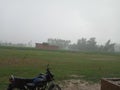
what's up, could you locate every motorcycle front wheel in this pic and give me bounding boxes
[48,84,61,90]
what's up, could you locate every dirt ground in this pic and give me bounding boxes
[59,79,100,90]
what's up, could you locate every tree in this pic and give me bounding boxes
[77,38,87,51]
[47,38,71,50]
[103,40,115,52]
[76,37,97,52]
[86,37,97,51]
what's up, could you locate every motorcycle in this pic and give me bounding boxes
[7,65,61,90]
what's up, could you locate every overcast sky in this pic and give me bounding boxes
[0,0,120,44]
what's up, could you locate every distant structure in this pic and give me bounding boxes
[35,42,59,50]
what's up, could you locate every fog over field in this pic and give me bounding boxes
[0,0,120,44]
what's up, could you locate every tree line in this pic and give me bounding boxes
[47,38,115,52]
[0,41,33,47]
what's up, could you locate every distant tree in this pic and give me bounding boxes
[77,38,87,51]
[76,37,97,52]
[48,38,71,50]
[69,43,78,51]
[103,40,115,52]
[86,37,97,51]
[114,44,120,52]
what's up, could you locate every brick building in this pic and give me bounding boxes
[35,43,59,50]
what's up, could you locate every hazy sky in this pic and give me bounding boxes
[0,0,120,44]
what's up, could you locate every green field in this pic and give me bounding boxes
[0,46,120,89]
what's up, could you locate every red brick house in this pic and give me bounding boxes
[35,43,59,50]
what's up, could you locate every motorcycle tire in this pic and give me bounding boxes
[48,84,61,90]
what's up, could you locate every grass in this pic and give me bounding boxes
[0,46,120,89]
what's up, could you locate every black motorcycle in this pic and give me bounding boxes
[7,65,61,90]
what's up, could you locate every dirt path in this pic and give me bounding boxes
[59,79,100,90]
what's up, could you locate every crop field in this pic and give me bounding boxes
[0,46,120,89]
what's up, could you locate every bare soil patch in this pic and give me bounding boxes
[59,79,100,90]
